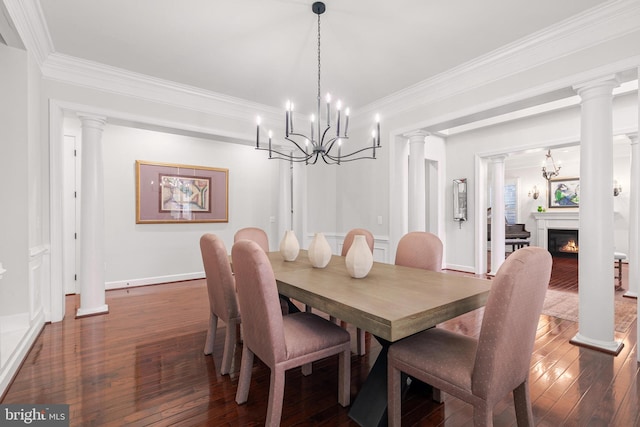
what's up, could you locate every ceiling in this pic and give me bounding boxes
[37,0,609,114]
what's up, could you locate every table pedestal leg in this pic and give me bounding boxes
[348,337,391,426]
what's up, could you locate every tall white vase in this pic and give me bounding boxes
[345,235,374,278]
[308,232,332,268]
[279,230,300,261]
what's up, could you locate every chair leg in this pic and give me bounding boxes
[356,328,367,355]
[472,405,493,427]
[265,367,286,427]
[203,313,218,355]
[387,362,402,427]
[513,380,534,426]
[432,387,443,403]
[301,363,312,376]
[220,318,238,375]
[338,348,351,406]
[235,346,254,404]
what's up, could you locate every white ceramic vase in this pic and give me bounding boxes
[345,235,374,278]
[308,232,332,268]
[279,230,300,261]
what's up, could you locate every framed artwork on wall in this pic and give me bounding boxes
[548,177,579,209]
[136,160,229,223]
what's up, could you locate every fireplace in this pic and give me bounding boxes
[547,229,579,256]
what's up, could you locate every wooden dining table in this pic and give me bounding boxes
[267,251,492,427]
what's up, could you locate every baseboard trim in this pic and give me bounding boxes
[105,272,205,290]
[0,310,45,399]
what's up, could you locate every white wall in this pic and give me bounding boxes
[0,43,29,317]
[0,42,46,397]
[64,118,281,289]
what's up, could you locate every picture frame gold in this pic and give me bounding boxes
[136,160,228,223]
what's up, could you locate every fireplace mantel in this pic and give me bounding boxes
[532,211,579,250]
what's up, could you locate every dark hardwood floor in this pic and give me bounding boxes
[1,257,637,426]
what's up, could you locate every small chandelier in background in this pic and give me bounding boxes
[255,1,381,165]
[542,150,561,180]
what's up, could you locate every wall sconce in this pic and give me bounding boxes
[528,185,540,200]
[613,180,622,197]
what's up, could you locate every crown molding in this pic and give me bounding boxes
[41,52,283,125]
[357,0,640,119]
[2,0,53,64]
[9,0,640,130]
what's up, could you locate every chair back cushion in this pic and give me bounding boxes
[234,227,269,252]
[394,231,443,272]
[472,246,552,403]
[232,240,286,366]
[199,234,238,322]
[341,228,374,257]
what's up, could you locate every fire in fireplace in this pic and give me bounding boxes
[548,229,579,256]
[560,240,579,253]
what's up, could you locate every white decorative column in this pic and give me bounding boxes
[625,134,639,299]
[571,76,622,355]
[76,114,109,318]
[489,156,506,276]
[406,131,428,232]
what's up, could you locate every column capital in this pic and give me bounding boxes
[490,155,507,163]
[573,75,620,100]
[627,133,639,145]
[403,130,430,142]
[77,113,107,131]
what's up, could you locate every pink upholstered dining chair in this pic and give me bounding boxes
[234,227,269,252]
[199,233,240,375]
[341,228,375,356]
[232,240,351,426]
[395,231,443,272]
[387,246,552,426]
[234,226,298,314]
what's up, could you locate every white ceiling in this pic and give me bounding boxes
[37,0,608,114]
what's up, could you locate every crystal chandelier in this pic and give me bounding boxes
[255,2,381,165]
[541,150,561,180]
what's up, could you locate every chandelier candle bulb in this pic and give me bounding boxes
[376,115,381,146]
[256,116,261,148]
[268,130,273,158]
[326,93,331,126]
[310,114,315,143]
[336,101,342,136]
[290,103,294,132]
[285,102,290,137]
[344,108,349,136]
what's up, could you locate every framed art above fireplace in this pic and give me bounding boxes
[548,177,579,209]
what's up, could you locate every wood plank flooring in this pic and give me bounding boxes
[1,257,637,426]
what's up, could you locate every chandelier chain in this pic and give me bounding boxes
[317,12,321,105]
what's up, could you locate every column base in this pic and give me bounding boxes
[570,333,624,355]
[76,304,109,318]
[623,291,638,299]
